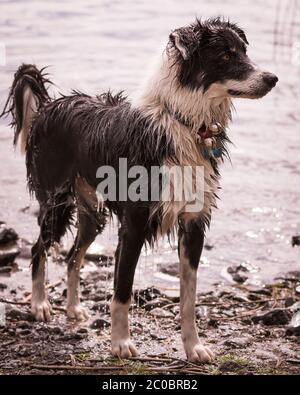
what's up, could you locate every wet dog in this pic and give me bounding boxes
[1,18,278,363]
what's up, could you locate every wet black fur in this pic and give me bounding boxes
[169,18,252,92]
[1,18,247,305]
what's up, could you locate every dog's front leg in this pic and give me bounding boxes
[178,215,214,363]
[111,212,147,358]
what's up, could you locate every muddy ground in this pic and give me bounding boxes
[0,0,300,376]
[1,231,300,375]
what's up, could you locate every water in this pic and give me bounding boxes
[0,0,299,293]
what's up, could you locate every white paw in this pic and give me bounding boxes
[31,299,52,322]
[185,343,215,364]
[111,338,139,359]
[67,304,89,321]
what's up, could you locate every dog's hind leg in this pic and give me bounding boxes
[31,191,75,321]
[178,214,215,363]
[31,237,51,321]
[111,210,148,358]
[66,210,105,321]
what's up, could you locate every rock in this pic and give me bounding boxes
[150,332,167,341]
[0,248,20,267]
[0,283,7,290]
[0,266,13,275]
[157,262,179,277]
[232,273,248,284]
[291,236,300,247]
[204,243,214,251]
[252,309,291,326]
[0,226,18,246]
[290,301,300,313]
[77,328,88,335]
[143,298,171,311]
[224,337,251,349]
[208,318,219,328]
[228,263,250,274]
[90,318,110,329]
[285,298,296,308]
[227,265,248,284]
[150,308,174,319]
[6,307,34,322]
[288,310,300,333]
[286,326,300,336]
[133,287,162,306]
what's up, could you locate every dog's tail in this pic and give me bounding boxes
[0,64,52,154]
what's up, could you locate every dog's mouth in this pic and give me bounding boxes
[228,85,274,99]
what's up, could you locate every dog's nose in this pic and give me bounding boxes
[263,73,279,88]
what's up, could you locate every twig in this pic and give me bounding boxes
[0,298,65,313]
[30,364,126,371]
[162,297,297,311]
[22,280,62,303]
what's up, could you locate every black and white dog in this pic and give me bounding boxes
[1,18,278,363]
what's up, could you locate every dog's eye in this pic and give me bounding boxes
[223,54,230,61]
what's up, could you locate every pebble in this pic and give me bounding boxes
[143,298,171,311]
[291,236,300,247]
[223,337,251,349]
[133,287,162,306]
[286,326,300,336]
[90,318,110,329]
[0,248,20,267]
[0,282,7,290]
[157,262,179,277]
[76,327,88,334]
[0,226,18,246]
[252,309,291,326]
[6,307,34,322]
[232,273,248,284]
[150,308,174,319]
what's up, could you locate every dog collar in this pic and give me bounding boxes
[164,104,223,160]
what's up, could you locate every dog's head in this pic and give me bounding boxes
[168,18,278,99]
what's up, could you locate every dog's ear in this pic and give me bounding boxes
[169,27,198,60]
[229,23,249,45]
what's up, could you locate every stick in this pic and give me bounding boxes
[22,280,62,303]
[30,364,126,372]
[0,298,65,313]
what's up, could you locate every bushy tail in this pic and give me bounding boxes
[0,64,52,153]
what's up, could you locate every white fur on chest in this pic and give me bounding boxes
[133,53,230,234]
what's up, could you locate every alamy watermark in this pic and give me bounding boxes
[0,303,5,327]
[0,42,6,66]
[292,41,300,66]
[96,159,205,213]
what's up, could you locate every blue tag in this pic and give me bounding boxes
[212,148,222,158]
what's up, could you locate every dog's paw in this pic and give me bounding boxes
[186,343,214,364]
[67,304,89,321]
[31,299,52,322]
[111,338,139,359]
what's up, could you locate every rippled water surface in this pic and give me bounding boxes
[0,0,299,292]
